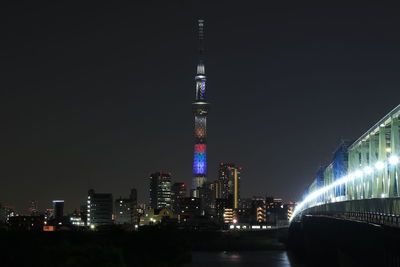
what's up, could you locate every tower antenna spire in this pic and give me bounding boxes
[198,19,205,61]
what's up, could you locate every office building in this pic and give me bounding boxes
[265,197,288,226]
[149,172,172,209]
[286,202,296,221]
[251,197,266,224]
[176,197,201,223]
[70,209,85,227]
[199,182,217,217]
[115,188,138,225]
[215,198,228,225]
[29,200,39,216]
[87,189,113,227]
[216,163,241,209]
[209,163,242,224]
[52,200,64,223]
[171,183,187,212]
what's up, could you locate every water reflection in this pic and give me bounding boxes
[184,250,302,267]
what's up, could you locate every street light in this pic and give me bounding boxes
[389,155,399,166]
[364,166,373,175]
[375,161,385,170]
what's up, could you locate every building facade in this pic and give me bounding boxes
[171,182,187,213]
[29,200,39,216]
[211,163,242,224]
[52,200,64,223]
[149,172,172,209]
[216,163,241,209]
[176,197,202,224]
[87,189,113,227]
[251,197,266,224]
[115,188,138,225]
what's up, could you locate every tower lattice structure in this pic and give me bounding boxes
[192,19,210,190]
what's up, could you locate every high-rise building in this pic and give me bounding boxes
[213,163,241,224]
[44,208,53,224]
[115,188,138,225]
[172,183,187,198]
[176,197,202,223]
[251,197,266,224]
[4,206,16,223]
[265,197,288,226]
[52,200,64,223]
[149,172,172,209]
[192,19,210,191]
[199,182,217,217]
[87,189,113,228]
[286,202,296,221]
[215,198,228,225]
[29,200,39,216]
[216,163,241,209]
[171,183,187,212]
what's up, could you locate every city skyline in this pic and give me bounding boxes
[2,2,400,213]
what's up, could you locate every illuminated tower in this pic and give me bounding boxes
[192,19,210,190]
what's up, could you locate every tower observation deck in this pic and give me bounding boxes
[192,19,210,190]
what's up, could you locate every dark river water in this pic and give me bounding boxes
[183,251,305,267]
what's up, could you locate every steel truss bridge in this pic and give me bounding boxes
[291,104,400,225]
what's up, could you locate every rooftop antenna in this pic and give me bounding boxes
[197,19,205,75]
[198,19,205,61]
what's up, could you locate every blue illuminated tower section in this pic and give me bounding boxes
[192,19,209,190]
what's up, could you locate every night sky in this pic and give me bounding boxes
[1,2,400,213]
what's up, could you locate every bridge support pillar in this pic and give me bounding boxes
[347,149,356,200]
[378,126,386,197]
[369,135,378,198]
[361,141,369,199]
[390,117,399,197]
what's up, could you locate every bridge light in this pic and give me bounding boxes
[375,161,385,170]
[347,173,354,180]
[355,170,363,178]
[364,166,373,175]
[389,155,399,166]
